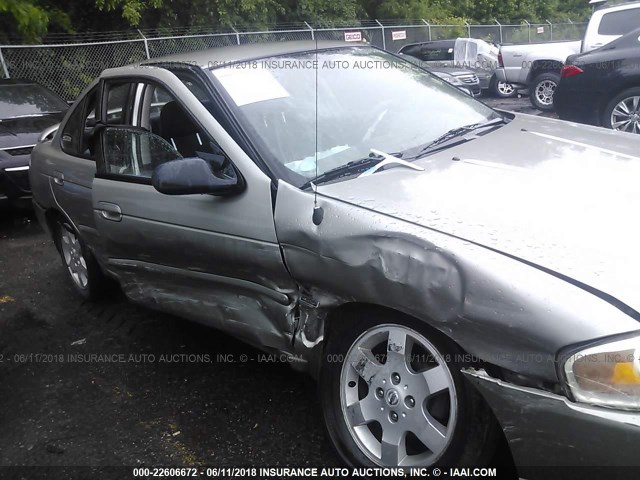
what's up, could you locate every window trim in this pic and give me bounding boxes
[59,85,99,161]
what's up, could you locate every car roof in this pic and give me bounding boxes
[599,1,640,12]
[137,40,359,70]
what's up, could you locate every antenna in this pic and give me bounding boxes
[312,27,324,226]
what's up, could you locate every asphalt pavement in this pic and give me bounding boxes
[0,94,536,476]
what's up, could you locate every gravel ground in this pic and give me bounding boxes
[0,94,536,477]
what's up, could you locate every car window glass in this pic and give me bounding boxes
[0,83,68,120]
[105,82,134,124]
[598,10,640,36]
[61,87,98,159]
[101,82,227,179]
[103,127,181,177]
[419,48,453,61]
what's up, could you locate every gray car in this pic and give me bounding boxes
[29,41,640,474]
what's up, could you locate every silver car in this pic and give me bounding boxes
[30,41,640,473]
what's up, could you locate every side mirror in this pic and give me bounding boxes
[152,157,243,196]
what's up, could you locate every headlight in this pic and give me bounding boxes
[564,335,640,410]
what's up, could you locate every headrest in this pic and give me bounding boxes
[160,101,198,139]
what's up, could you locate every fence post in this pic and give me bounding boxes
[494,19,503,44]
[304,21,314,41]
[524,20,531,43]
[375,20,386,50]
[464,21,471,38]
[137,29,151,59]
[421,19,431,41]
[547,20,553,41]
[231,26,241,45]
[0,47,9,78]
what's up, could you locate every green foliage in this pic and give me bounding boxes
[0,0,51,41]
[0,0,595,42]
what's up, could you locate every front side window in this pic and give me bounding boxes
[211,47,497,181]
[101,80,227,179]
[103,127,181,177]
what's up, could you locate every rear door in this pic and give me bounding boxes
[91,68,298,351]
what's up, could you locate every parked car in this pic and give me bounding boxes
[495,0,640,110]
[427,70,476,97]
[30,41,640,474]
[399,38,516,98]
[0,79,68,208]
[399,51,481,96]
[555,27,640,134]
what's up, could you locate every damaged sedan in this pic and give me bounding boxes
[29,41,640,473]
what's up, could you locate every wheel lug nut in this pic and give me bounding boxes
[389,411,398,423]
[391,372,401,385]
[405,396,415,408]
[375,387,384,399]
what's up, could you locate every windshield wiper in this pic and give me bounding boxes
[301,149,419,189]
[408,117,507,159]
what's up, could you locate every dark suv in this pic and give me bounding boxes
[0,79,68,207]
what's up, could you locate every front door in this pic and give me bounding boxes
[91,70,297,351]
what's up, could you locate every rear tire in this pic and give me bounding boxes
[602,87,640,134]
[490,75,516,99]
[53,219,105,300]
[529,72,560,111]
[320,308,498,467]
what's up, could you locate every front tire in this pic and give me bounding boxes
[54,220,105,300]
[321,309,498,467]
[602,87,640,134]
[529,72,560,111]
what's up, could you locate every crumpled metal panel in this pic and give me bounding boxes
[110,259,297,353]
[274,180,640,382]
[464,369,640,470]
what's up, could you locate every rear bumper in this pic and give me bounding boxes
[554,86,602,127]
[494,68,507,82]
[465,369,640,475]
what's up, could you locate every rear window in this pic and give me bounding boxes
[0,83,68,120]
[598,9,640,36]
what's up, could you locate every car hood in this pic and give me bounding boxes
[0,113,64,149]
[320,113,640,316]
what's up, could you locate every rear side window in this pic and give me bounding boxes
[598,9,640,36]
[419,47,454,62]
[60,87,98,159]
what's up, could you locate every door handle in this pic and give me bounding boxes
[97,201,122,222]
[53,171,64,186]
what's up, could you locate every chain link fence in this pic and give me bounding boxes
[0,20,587,101]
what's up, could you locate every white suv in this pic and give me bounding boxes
[583,1,640,52]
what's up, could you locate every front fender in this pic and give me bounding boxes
[274,181,640,383]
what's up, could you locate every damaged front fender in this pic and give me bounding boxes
[274,180,639,382]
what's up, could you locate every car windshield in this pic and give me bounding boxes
[211,47,499,181]
[0,83,68,120]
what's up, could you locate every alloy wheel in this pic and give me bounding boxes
[535,80,556,106]
[340,324,457,466]
[610,96,640,134]
[497,81,515,96]
[60,228,89,289]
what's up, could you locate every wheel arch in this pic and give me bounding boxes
[598,82,640,121]
[322,302,479,367]
[527,60,563,84]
